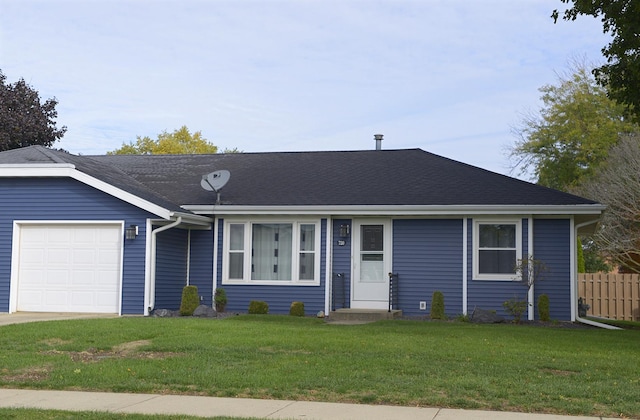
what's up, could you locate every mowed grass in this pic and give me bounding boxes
[0,316,638,418]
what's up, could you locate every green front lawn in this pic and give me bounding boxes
[0,316,638,418]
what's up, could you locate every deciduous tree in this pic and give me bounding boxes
[553,1,640,121]
[0,70,67,151]
[109,126,218,155]
[580,133,640,273]
[509,61,636,190]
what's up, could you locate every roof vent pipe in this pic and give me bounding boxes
[374,134,383,150]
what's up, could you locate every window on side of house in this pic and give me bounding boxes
[473,220,522,280]
[223,220,321,285]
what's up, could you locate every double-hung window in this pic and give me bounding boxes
[223,220,321,285]
[473,220,522,280]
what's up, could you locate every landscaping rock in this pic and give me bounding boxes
[151,308,180,317]
[193,305,217,318]
[470,307,505,324]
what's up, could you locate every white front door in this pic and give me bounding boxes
[352,219,391,309]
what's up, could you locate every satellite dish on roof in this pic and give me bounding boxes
[201,170,230,204]
[201,170,230,192]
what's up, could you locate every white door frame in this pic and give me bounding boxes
[351,218,392,309]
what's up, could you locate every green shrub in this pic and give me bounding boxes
[214,288,228,312]
[538,294,550,322]
[289,301,305,317]
[454,313,470,322]
[180,285,199,316]
[248,300,269,314]
[430,291,445,320]
[503,298,527,323]
[577,238,585,273]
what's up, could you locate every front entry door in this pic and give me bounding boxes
[352,220,391,309]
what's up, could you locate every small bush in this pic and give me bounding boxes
[180,285,199,316]
[430,291,445,320]
[289,301,305,317]
[454,313,470,322]
[538,294,550,322]
[503,298,527,323]
[248,300,269,314]
[214,288,228,312]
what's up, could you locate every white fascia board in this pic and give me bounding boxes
[182,204,606,217]
[1,165,175,220]
[168,212,213,227]
[0,163,76,173]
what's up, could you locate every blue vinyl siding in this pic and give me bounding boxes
[0,178,154,314]
[121,226,148,315]
[189,228,214,307]
[393,219,463,317]
[154,228,188,310]
[217,218,327,314]
[331,219,352,309]
[467,218,531,319]
[533,219,571,320]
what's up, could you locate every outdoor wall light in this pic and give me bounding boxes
[125,225,139,240]
[339,224,350,237]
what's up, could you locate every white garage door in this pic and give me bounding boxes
[17,224,122,313]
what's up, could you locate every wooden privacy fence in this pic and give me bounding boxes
[578,273,640,321]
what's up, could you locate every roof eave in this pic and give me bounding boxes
[182,204,606,217]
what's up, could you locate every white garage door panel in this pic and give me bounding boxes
[17,224,122,313]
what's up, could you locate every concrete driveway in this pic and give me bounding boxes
[0,312,119,326]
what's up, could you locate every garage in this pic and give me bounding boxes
[15,223,122,313]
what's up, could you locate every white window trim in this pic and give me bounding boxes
[472,218,522,281]
[221,218,321,286]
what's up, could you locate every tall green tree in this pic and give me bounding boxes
[0,70,67,151]
[509,61,637,190]
[553,1,640,121]
[109,126,218,155]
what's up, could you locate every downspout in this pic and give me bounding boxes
[147,217,183,314]
[527,217,534,321]
[574,218,621,330]
[186,229,191,286]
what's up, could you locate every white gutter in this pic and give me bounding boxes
[573,218,621,330]
[147,217,183,314]
[183,204,606,216]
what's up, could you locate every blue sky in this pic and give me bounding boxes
[1,0,609,178]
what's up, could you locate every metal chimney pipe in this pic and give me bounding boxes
[374,134,383,150]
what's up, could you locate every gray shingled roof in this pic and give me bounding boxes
[0,146,598,209]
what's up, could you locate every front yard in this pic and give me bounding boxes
[0,315,637,418]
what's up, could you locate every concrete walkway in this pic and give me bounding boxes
[0,389,618,419]
[0,312,119,326]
